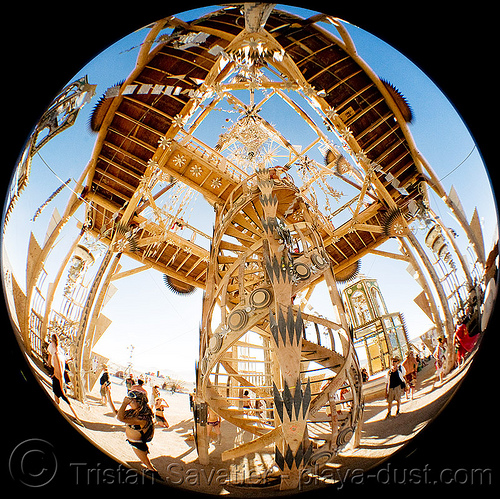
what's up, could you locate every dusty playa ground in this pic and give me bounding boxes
[26,353,479,496]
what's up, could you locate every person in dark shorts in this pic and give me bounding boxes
[117,390,161,480]
[152,386,169,428]
[207,407,221,445]
[50,334,82,425]
[99,366,116,414]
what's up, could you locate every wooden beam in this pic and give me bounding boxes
[332,236,389,274]
[219,361,269,399]
[221,427,281,461]
[368,248,410,262]
[297,308,342,330]
[111,264,152,281]
[323,201,382,244]
[353,223,384,234]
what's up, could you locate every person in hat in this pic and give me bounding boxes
[117,390,161,480]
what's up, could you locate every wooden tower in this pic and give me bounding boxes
[194,166,363,488]
[3,2,490,493]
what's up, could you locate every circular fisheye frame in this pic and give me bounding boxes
[2,3,497,494]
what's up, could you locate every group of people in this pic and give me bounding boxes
[101,371,171,429]
[433,317,479,383]
[47,320,480,481]
[385,316,480,419]
[46,334,173,480]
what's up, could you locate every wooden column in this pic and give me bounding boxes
[81,252,122,393]
[404,232,455,371]
[399,237,445,339]
[40,230,84,343]
[257,170,309,490]
[72,249,115,401]
[24,196,84,352]
[429,208,473,289]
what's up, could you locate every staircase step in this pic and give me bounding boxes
[217,255,237,264]
[224,225,256,243]
[301,338,345,370]
[232,213,263,235]
[219,240,247,252]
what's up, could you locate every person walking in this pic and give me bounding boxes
[152,386,169,428]
[207,407,221,445]
[385,357,405,418]
[100,366,116,415]
[116,390,161,481]
[453,318,478,366]
[125,374,134,391]
[433,337,446,384]
[402,350,418,400]
[48,334,83,425]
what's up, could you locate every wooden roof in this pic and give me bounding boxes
[82,6,428,289]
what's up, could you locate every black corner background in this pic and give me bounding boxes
[2,1,497,494]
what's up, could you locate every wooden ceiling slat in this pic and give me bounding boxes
[335,83,376,114]
[94,168,136,193]
[94,181,131,203]
[123,95,177,124]
[102,140,147,169]
[363,124,401,154]
[372,137,407,165]
[355,112,393,142]
[81,7,425,288]
[345,97,385,127]
[108,127,157,154]
[115,111,164,138]
[97,155,143,181]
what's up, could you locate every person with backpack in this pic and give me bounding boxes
[385,356,406,418]
[117,390,161,481]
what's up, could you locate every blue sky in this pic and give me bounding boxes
[2,4,497,380]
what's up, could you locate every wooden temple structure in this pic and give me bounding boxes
[342,276,410,375]
[5,3,488,491]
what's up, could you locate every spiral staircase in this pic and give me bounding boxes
[194,170,363,489]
